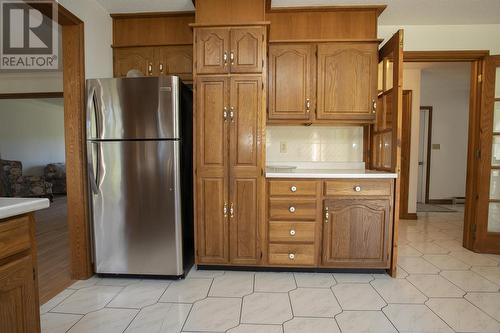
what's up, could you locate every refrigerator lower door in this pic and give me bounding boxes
[89,140,183,276]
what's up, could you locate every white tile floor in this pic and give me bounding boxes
[41,206,500,333]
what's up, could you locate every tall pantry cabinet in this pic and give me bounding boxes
[193,25,267,265]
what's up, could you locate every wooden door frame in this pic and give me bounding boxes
[419,106,433,204]
[27,1,93,279]
[404,50,489,251]
[400,90,417,219]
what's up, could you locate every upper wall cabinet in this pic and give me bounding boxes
[114,47,156,77]
[317,43,378,122]
[113,46,193,82]
[195,27,264,74]
[268,41,378,124]
[269,44,316,120]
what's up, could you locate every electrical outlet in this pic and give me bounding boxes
[280,142,288,153]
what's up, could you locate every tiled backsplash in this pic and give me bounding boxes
[266,126,364,165]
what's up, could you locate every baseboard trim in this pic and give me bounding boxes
[400,213,418,220]
[427,199,453,205]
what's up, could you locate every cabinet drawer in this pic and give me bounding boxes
[269,198,317,220]
[269,180,318,197]
[269,243,315,266]
[0,216,31,261]
[269,221,315,243]
[324,179,392,196]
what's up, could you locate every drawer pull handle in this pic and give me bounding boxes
[289,206,296,213]
[288,253,295,260]
[354,186,362,192]
[290,185,297,192]
[289,229,296,236]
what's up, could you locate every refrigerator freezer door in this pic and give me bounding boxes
[86,76,180,140]
[89,140,183,275]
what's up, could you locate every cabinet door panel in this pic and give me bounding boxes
[229,76,262,170]
[196,77,229,264]
[269,44,315,120]
[230,178,260,264]
[113,47,155,77]
[317,43,377,121]
[197,178,229,264]
[158,45,193,82]
[230,27,264,73]
[196,28,230,74]
[197,77,229,169]
[0,256,38,333]
[322,198,391,268]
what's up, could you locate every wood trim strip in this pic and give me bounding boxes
[420,106,433,204]
[266,5,386,16]
[111,43,192,48]
[269,39,383,43]
[0,92,63,99]
[400,90,412,219]
[428,199,454,205]
[404,50,489,62]
[62,22,92,280]
[189,22,270,27]
[111,11,195,19]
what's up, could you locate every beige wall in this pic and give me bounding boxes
[0,98,65,176]
[379,24,500,54]
[402,68,422,214]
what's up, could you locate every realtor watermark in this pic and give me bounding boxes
[1,0,58,70]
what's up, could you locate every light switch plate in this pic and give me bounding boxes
[280,142,287,153]
[432,144,441,150]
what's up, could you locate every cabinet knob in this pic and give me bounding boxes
[288,253,295,260]
[159,63,164,74]
[289,229,296,236]
[290,185,297,192]
[147,63,153,76]
[354,186,362,192]
[289,206,296,213]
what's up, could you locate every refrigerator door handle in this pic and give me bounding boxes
[87,142,99,194]
[86,86,102,140]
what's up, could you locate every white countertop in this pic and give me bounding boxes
[265,168,398,179]
[0,198,50,220]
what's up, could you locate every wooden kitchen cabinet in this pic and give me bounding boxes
[228,76,263,265]
[317,42,378,121]
[268,44,316,120]
[195,26,264,74]
[195,27,230,74]
[195,75,264,265]
[157,45,193,82]
[322,197,392,268]
[114,47,156,77]
[113,45,193,81]
[0,214,40,333]
[195,77,230,264]
[229,27,264,73]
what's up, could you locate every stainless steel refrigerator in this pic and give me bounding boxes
[86,76,193,277]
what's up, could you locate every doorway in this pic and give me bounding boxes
[417,106,431,204]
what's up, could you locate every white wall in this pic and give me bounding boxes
[58,0,113,78]
[379,24,500,54]
[420,64,470,200]
[0,98,65,176]
[402,68,422,214]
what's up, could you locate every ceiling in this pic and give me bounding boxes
[96,0,500,25]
